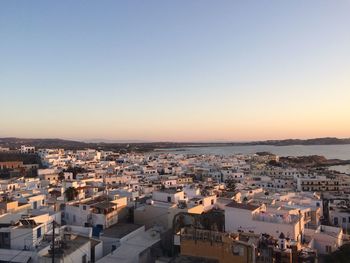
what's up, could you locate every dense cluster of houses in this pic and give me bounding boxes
[0,146,349,262]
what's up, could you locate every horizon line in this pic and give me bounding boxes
[0,136,349,144]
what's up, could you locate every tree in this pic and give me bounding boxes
[225,179,236,192]
[58,171,65,181]
[201,186,210,196]
[65,187,78,201]
[324,243,350,263]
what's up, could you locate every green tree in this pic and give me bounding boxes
[324,243,350,263]
[65,187,78,201]
[58,171,65,181]
[225,179,236,192]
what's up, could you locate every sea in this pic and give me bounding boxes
[155,144,350,174]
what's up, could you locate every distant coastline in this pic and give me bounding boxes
[0,137,350,152]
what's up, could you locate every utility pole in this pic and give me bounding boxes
[51,220,55,263]
[298,210,302,243]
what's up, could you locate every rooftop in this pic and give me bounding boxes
[157,188,181,194]
[43,235,90,258]
[92,201,117,210]
[97,228,161,263]
[102,223,143,238]
[0,248,32,263]
[226,202,260,211]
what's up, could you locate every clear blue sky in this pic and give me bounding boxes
[1,1,349,141]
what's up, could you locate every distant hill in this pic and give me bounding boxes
[0,137,349,152]
[0,137,88,149]
[0,137,180,152]
[241,137,350,146]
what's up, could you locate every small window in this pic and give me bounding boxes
[167,196,171,202]
[37,227,42,238]
[334,217,338,225]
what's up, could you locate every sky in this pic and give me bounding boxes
[0,1,350,142]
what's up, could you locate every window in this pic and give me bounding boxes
[211,199,214,205]
[73,215,76,222]
[167,196,171,202]
[111,245,117,252]
[82,254,87,263]
[37,227,42,238]
[83,206,86,210]
[343,218,346,223]
[334,217,338,225]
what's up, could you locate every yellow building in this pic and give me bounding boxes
[177,177,194,185]
[180,227,256,263]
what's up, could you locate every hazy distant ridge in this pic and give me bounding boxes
[0,137,349,152]
[241,137,350,146]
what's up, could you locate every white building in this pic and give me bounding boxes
[20,146,35,154]
[225,202,305,241]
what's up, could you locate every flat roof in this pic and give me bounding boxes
[102,223,143,238]
[157,188,180,194]
[43,235,90,258]
[226,202,260,211]
[0,249,32,263]
[92,201,117,210]
[97,229,160,263]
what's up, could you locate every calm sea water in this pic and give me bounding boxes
[158,144,350,160]
[328,165,350,174]
[156,144,350,175]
